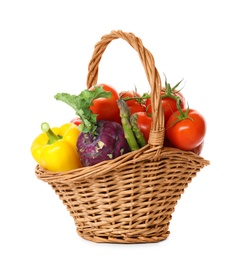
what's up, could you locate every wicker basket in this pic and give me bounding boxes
[35,30,210,244]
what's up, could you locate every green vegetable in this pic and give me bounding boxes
[117,99,140,151]
[130,113,147,147]
[54,86,131,167]
[54,86,111,134]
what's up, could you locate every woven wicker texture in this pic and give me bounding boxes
[35,30,210,243]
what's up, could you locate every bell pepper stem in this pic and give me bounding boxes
[41,122,60,144]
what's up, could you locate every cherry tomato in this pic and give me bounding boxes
[90,84,121,124]
[146,89,186,124]
[120,90,146,115]
[135,112,153,143]
[70,117,82,126]
[165,109,206,151]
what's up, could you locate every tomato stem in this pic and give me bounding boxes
[162,74,184,102]
[121,75,185,115]
[121,93,150,103]
[165,104,193,130]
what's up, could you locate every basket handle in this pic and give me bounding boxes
[86,30,164,147]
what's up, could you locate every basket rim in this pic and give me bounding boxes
[35,145,209,183]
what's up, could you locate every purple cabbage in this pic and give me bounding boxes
[76,120,131,166]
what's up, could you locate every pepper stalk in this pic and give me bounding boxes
[41,122,61,144]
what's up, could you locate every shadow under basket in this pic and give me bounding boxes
[34,30,210,243]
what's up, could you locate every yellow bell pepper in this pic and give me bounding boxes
[31,122,82,172]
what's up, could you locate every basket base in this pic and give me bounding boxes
[76,229,170,244]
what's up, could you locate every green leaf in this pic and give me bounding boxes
[54,86,111,134]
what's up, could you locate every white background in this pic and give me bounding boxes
[1,0,242,259]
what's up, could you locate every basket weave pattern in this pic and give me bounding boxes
[35,30,209,244]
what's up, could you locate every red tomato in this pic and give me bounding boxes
[190,140,204,155]
[146,89,186,124]
[70,117,82,126]
[119,90,146,115]
[90,84,121,124]
[135,112,153,143]
[163,138,174,148]
[164,137,204,155]
[165,109,206,150]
